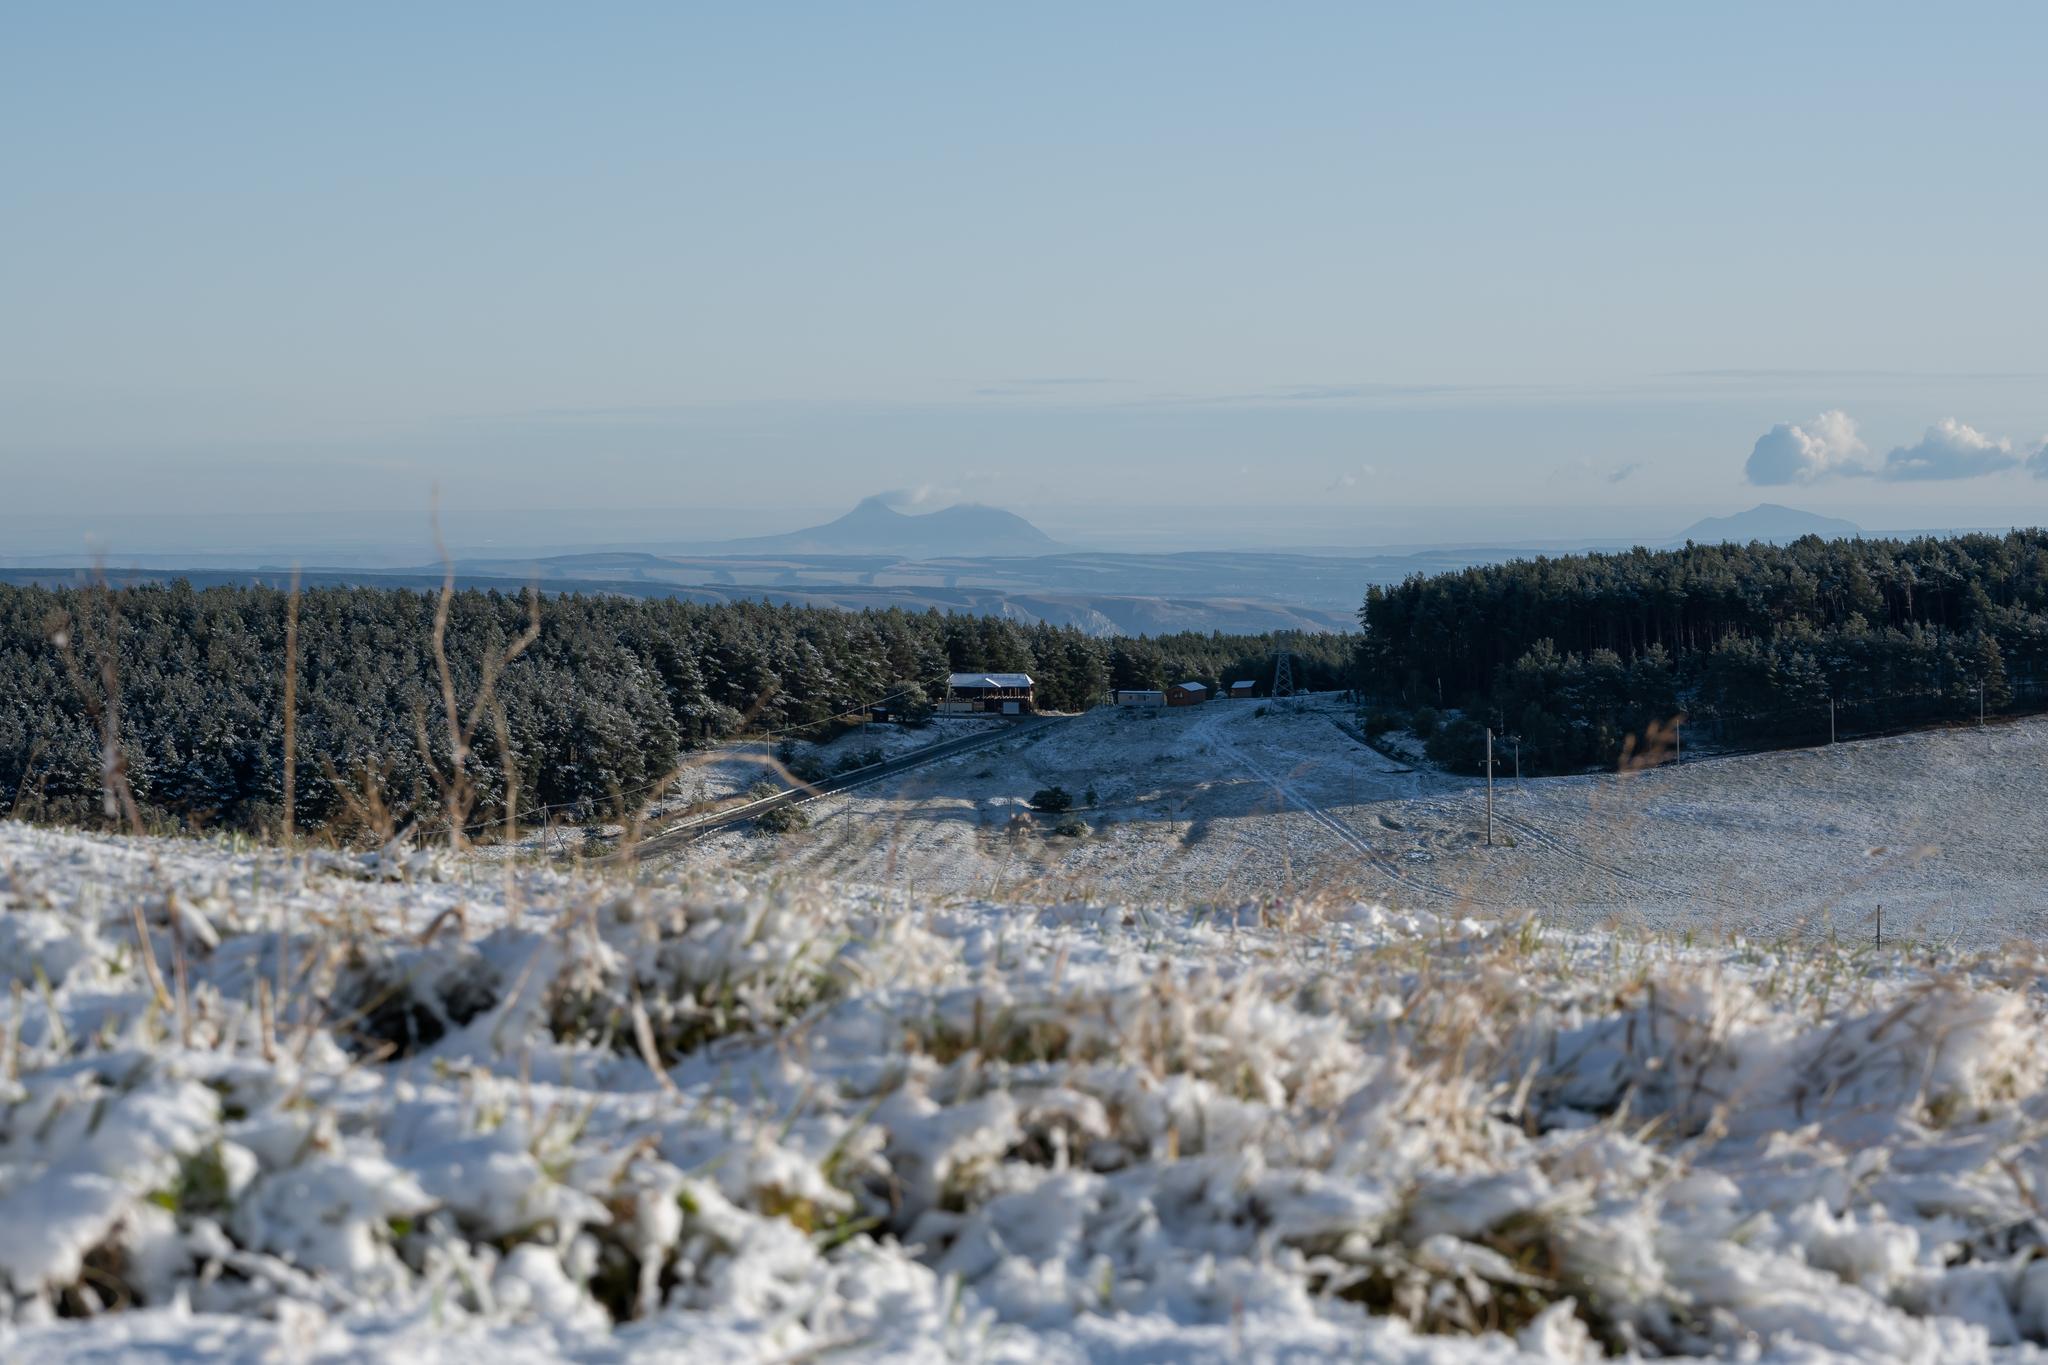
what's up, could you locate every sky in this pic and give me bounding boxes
[4,3,2047,549]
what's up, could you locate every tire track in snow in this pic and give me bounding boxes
[1468,768,1747,908]
[1483,805,1698,901]
[1192,711,1478,905]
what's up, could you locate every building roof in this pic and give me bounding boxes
[1172,681,1208,691]
[947,673,1033,689]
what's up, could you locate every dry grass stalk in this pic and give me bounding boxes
[127,900,174,1011]
[43,565,146,836]
[415,491,542,853]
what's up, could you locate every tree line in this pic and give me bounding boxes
[1354,530,2048,773]
[0,580,1351,837]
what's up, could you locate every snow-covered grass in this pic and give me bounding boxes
[2,819,2047,1363]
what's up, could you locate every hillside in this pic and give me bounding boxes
[670,695,2048,948]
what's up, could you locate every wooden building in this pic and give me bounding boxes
[945,672,1035,715]
[1167,682,1209,707]
[1230,680,1256,699]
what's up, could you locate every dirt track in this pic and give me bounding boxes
[654,699,2048,947]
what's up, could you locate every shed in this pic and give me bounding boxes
[946,672,1035,715]
[1113,690,1165,706]
[1167,682,1208,707]
[1230,680,1256,698]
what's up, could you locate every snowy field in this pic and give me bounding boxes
[513,716,1009,859]
[4,822,2048,1361]
[680,701,2048,950]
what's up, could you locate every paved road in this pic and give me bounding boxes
[633,713,1070,859]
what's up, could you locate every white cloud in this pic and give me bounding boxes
[1878,418,2020,481]
[2026,438,2048,480]
[874,485,946,506]
[1744,411,1868,485]
[1553,457,1642,483]
[1325,474,1358,493]
[1360,462,1377,476]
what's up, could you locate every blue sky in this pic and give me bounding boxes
[4,3,2046,536]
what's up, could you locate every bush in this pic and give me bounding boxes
[746,780,780,800]
[1425,717,1490,773]
[1029,786,1073,813]
[1362,708,1401,737]
[757,804,810,833]
[835,747,883,774]
[1054,814,1086,837]
[1409,706,1441,737]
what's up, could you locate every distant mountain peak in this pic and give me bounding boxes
[1678,503,1863,545]
[716,497,1064,556]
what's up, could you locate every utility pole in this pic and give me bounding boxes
[1513,735,1522,790]
[1675,720,1682,764]
[1979,683,1985,727]
[1485,727,1494,846]
[1830,698,1835,745]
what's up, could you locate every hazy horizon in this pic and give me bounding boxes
[2,497,2038,569]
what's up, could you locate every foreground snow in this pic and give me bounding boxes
[1,822,2046,1363]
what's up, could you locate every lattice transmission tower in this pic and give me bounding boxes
[1271,630,1297,699]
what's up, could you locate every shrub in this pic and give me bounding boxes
[1029,786,1073,813]
[1409,706,1440,737]
[1425,716,1489,773]
[1054,814,1086,837]
[1362,708,1401,737]
[757,804,809,833]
